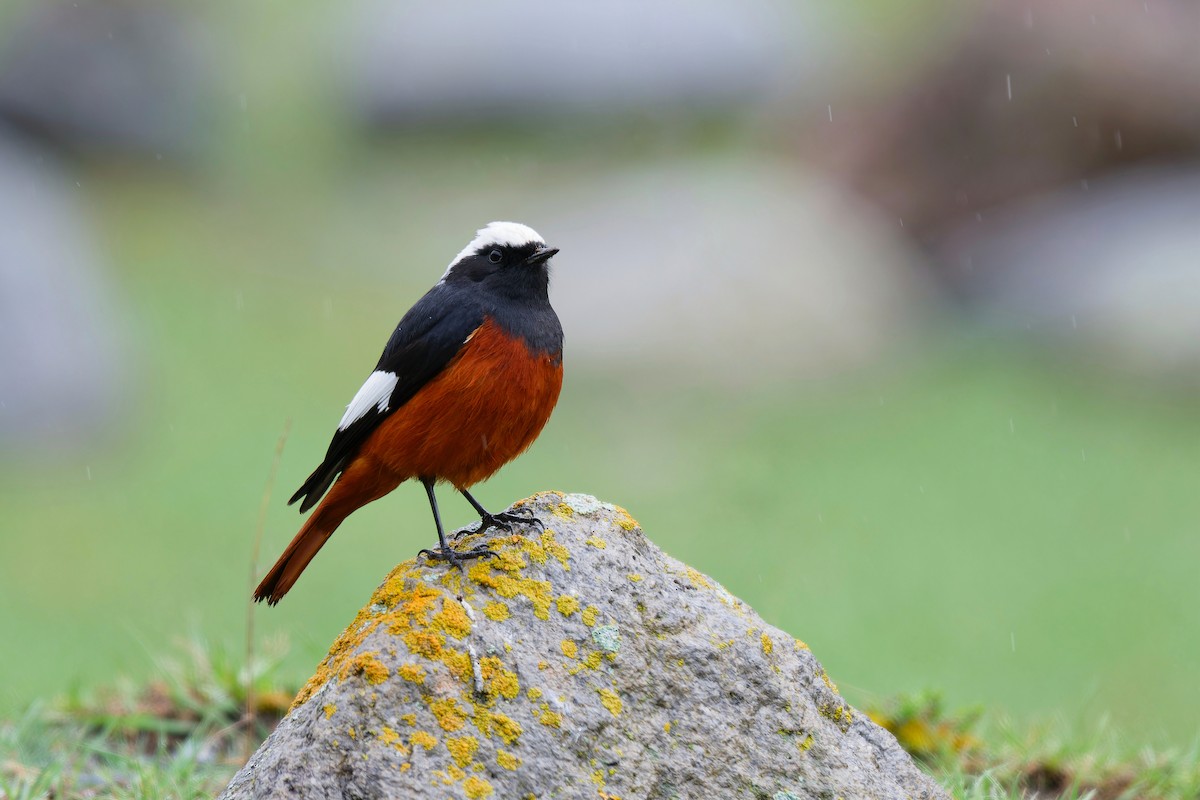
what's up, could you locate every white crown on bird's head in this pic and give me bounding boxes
[445,221,546,273]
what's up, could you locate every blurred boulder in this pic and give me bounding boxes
[344,0,825,126]
[826,0,1200,255]
[542,158,939,384]
[0,0,214,159]
[937,165,1200,383]
[0,127,128,453]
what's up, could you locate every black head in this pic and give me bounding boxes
[440,221,559,299]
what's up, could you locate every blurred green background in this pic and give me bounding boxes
[1,0,1198,748]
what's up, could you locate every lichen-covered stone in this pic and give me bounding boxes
[220,492,947,800]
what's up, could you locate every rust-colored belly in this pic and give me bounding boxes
[358,317,562,489]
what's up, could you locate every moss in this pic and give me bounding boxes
[322,704,336,720]
[446,735,479,768]
[496,749,522,770]
[561,639,578,659]
[597,688,623,717]
[397,663,426,684]
[581,606,599,627]
[555,595,580,617]
[761,633,774,656]
[482,601,510,621]
[463,776,494,798]
[410,730,438,750]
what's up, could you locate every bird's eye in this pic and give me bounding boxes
[488,249,503,264]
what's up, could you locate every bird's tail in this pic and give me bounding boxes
[255,456,401,605]
[253,504,344,606]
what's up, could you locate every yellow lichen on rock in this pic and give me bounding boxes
[429,697,469,732]
[410,730,438,750]
[397,663,426,684]
[475,710,522,745]
[377,726,410,754]
[761,633,774,656]
[539,529,571,568]
[445,735,479,768]
[323,704,336,719]
[478,656,520,700]
[597,688,623,717]
[585,537,607,549]
[555,594,580,617]
[482,601,510,621]
[561,639,578,659]
[433,598,473,639]
[345,652,389,685]
[613,506,639,531]
[463,775,494,798]
[496,749,522,770]
[581,606,599,627]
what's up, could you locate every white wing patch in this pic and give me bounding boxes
[338,370,399,431]
[441,221,545,281]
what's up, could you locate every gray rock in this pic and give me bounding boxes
[0,1,214,159]
[222,492,946,800]
[0,127,129,452]
[938,165,1200,382]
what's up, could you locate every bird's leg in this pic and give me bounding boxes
[417,478,494,566]
[459,488,543,537]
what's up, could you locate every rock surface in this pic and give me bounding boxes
[222,493,946,800]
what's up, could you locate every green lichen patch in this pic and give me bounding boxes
[591,625,621,653]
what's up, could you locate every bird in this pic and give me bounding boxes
[254,221,563,605]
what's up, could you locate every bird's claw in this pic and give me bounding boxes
[469,507,543,536]
[419,545,496,568]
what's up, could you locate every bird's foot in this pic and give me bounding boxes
[418,544,496,568]
[468,506,544,536]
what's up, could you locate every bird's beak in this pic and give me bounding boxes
[526,246,559,265]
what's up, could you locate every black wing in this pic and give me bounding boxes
[289,283,484,512]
